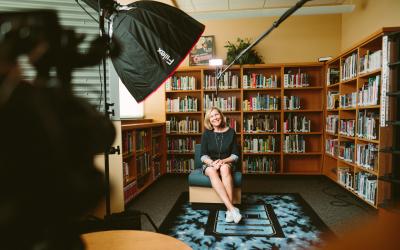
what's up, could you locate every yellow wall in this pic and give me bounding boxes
[144,14,342,121]
[341,0,400,51]
[186,15,342,65]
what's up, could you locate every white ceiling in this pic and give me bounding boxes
[172,0,354,20]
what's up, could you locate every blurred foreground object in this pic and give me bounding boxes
[323,210,400,250]
[0,10,115,250]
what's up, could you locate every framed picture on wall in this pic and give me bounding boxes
[189,35,214,66]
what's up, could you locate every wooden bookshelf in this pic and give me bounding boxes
[324,27,400,208]
[121,121,166,205]
[166,63,324,175]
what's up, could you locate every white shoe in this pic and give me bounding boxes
[230,207,242,224]
[225,210,234,223]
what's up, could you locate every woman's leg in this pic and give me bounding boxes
[205,167,234,211]
[220,164,233,203]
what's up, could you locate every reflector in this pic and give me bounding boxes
[81,0,205,102]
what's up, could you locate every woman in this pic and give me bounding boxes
[200,107,242,223]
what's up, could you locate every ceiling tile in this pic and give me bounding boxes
[229,0,265,10]
[192,0,229,12]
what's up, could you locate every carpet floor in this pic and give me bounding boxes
[127,175,377,239]
[159,192,335,249]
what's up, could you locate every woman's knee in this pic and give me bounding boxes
[220,164,232,177]
[205,166,218,177]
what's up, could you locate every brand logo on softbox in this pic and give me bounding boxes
[157,48,174,65]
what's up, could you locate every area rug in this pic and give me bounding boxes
[159,192,334,250]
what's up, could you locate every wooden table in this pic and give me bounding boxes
[82,230,191,250]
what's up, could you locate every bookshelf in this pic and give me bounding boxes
[121,121,166,205]
[324,27,400,208]
[166,63,325,175]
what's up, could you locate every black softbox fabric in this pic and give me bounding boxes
[79,0,204,102]
[111,1,204,102]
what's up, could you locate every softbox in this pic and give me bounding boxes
[80,0,205,102]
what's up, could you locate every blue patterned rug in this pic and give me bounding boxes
[159,192,334,250]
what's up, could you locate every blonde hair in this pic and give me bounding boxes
[204,107,226,130]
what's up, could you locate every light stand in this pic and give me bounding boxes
[76,0,160,232]
[95,0,115,217]
[216,0,312,84]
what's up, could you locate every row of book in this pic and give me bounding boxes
[325,138,338,156]
[357,110,379,140]
[243,136,278,153]
[341,52,358,80]
[338,168,377,204]
[359,50,382,74]
[355,143,378,171]
[136,130,147,151]
[283,95,301,110]
[242,94,280,111]
[166,96,199,112]
[243,114,279,133]
[123,180,137,204]
[283,134,305,153]
[136,153,151,178]
[283,114,311,133]
[226,117,239,132]
[355,172,377,204]
[123,161,130,182]
[204,71,240,90]
[165,76,196,91]
[283,72,310,88]
[167,158,195,173]
[326,115,338,134]
[243,157,278,173]
[167,138,196,153]
[324,112,379,141]
[338,167,353,189]
[339,141,355,163]
[166,117,200,134]
[340,92,357,108]
[122,131,134,154]
[203,94,237,111]
[358,76,380,106]
[326,67,339,86]
[339,119,355,137]
[327,91,339,110]
[243,73,279,89]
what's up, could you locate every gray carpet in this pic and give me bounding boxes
[126,174,376,237]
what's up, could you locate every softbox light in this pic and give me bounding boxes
[80,0,205,102]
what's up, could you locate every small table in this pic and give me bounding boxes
[82,230,191,250]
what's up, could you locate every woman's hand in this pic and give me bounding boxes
[212,159,223,170]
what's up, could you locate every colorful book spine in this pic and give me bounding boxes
[204,94,237,111]
[166,116,200,134]
[243,156,278,173]
[167,158,195,173]
[283,134,305,153]
[326,115,339,134]
[243,114,279,133]
[243,135,278,153]
[339,119,355,137]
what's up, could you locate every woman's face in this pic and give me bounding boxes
[209,109,222,128]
